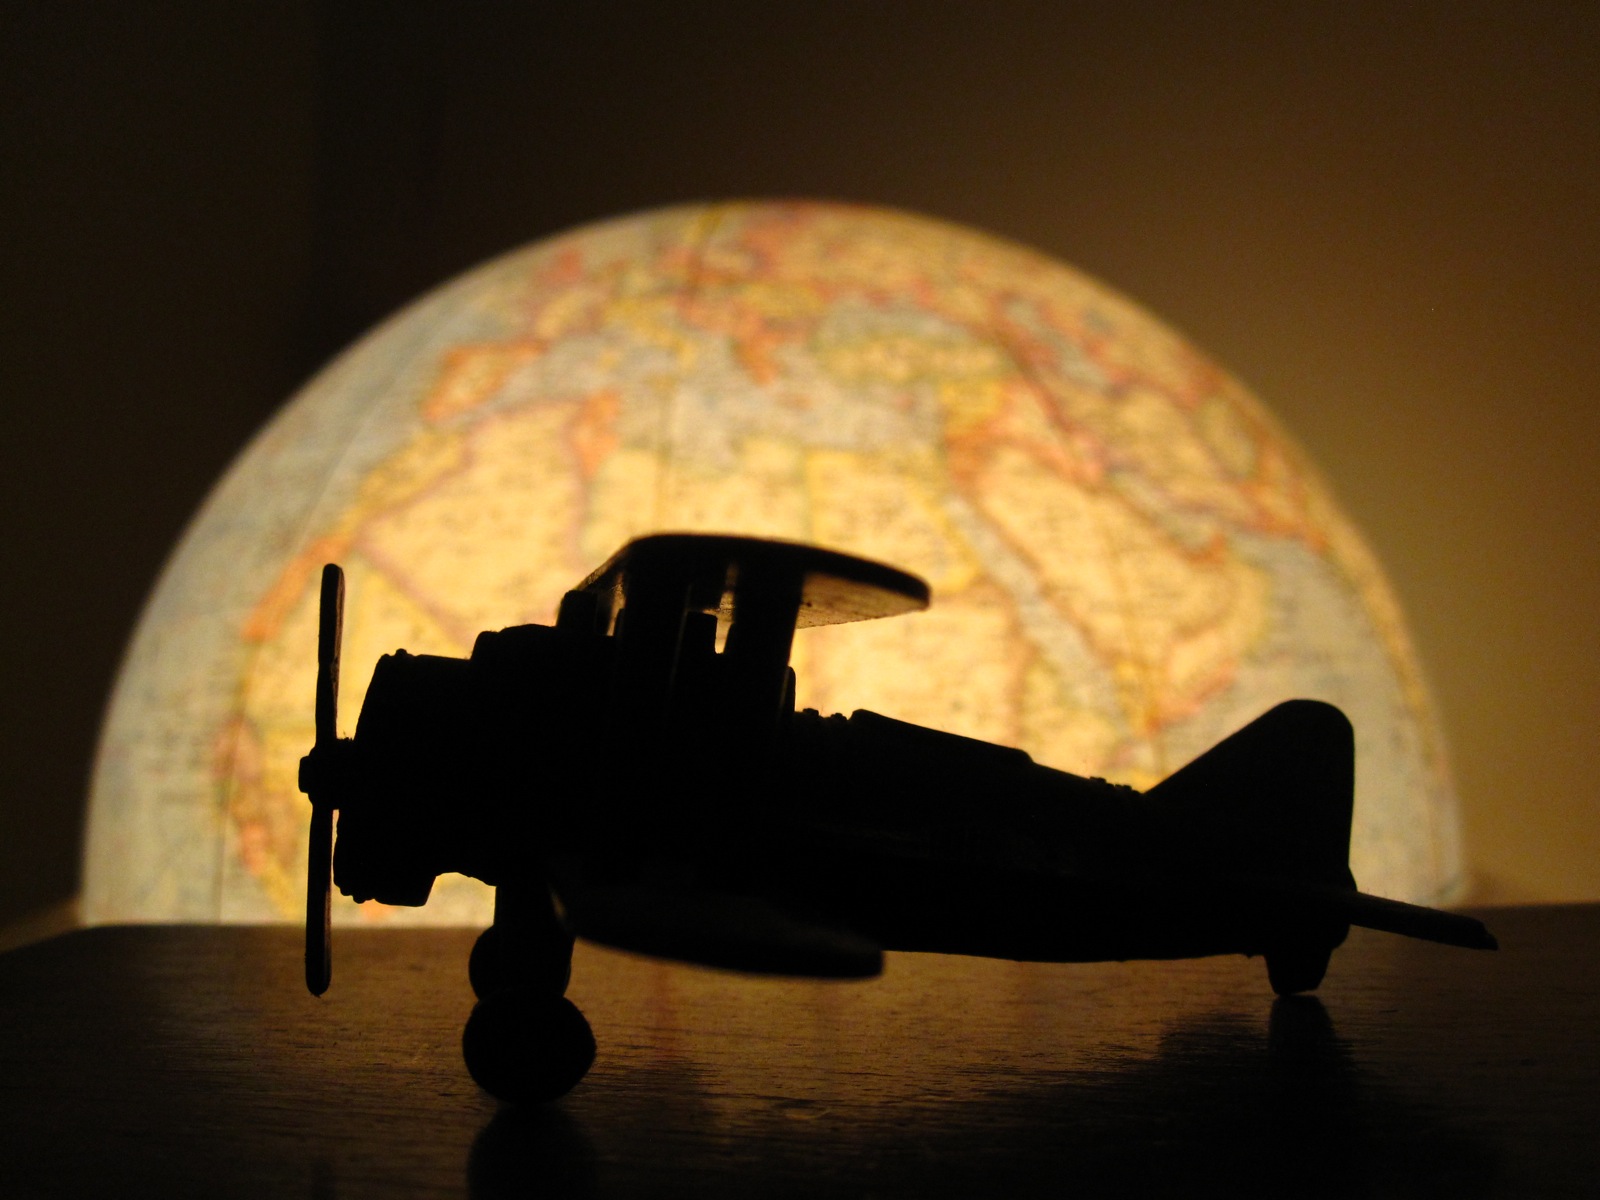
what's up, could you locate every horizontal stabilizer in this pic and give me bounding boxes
[1231,875,1498,950]
[1330,888,1497,950]
[559,883,886,979]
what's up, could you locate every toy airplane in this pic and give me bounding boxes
[298,533,1494,1103]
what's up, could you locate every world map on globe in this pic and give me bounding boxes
[84,200,1461,926]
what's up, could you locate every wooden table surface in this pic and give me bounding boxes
[0,906,1595,1198]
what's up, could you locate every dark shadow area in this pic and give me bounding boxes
[5,922,1580,1198]
[470,1055,741,1199]
[468,1103,599,1200]
[470,997,1500,1200]
[898,998,1499,1199]
[983,997,1499,1199]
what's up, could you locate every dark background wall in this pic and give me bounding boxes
[4,1,1597,931]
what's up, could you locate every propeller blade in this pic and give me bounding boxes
[305,563,344,996]
[305,803,333,995]
[314,562,344,746]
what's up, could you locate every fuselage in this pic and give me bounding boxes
[329,626,1353,975]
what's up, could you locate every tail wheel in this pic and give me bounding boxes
[462,989,596,1104]
[1265,945,1334,996]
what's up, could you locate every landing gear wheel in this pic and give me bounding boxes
[462,988,596,1104]
[1265,946,1334,996]
[469,921,574,999]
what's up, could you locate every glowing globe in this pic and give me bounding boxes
[83,201,1462,925]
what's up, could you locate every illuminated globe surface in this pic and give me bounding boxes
[85,201,1461,924]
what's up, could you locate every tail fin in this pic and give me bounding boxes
[1147,699,1357,891]
[1145,700,1493,994]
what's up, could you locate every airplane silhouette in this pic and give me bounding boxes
[298,533,1494,1103]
